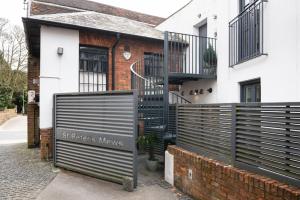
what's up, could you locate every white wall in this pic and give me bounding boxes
[157,0,300,103]
[40,26,79,128]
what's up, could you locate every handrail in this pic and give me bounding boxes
[130,58,191,104]
[169,91,191,104]
[130,61,162,89]
[229,0,266,24]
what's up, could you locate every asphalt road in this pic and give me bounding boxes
[0,115,27,144]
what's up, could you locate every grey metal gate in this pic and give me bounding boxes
[53,91,138,187]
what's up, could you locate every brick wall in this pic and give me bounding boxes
[80,31,163,91]
[40,128,53,160]
[168,146,300,200]
[0,109,17,125]
[27,56,40,148]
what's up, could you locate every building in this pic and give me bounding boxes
[157,0,300,104]
[24,0,300,159]
[24,0,166,157]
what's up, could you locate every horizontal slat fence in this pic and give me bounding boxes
[176,103,300,187]
[235,103,300,187]
[177,104,234,164]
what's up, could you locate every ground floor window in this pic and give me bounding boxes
[240,79,261,102]
[79,46,108,92]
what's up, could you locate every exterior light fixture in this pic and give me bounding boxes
[181,91,184,96]
[189,90,193,95]
[123,44,131,60]
[57,47,63,56]
[207,88,213,93]
[194,90,199,95]
[199,89,204,94]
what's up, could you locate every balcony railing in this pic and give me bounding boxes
[229,0,266,67]
[166,32,217,78]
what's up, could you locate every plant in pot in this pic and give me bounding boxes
[203,44,217,74]
[137,133,158,172]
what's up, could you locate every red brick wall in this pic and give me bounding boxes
[27,56,40,148]
[168,146,300,200]
[0,108,17,125]
[79,31,163,91]
[40,128,53,160]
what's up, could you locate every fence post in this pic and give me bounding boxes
[231,103,237,166]
[164,31,169,131]
[175,103,178,145]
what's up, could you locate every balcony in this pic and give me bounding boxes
[229,0,267,67]
[165,32,217,84]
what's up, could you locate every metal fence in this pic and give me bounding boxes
[176,103,300,187]
[53,91,138,187]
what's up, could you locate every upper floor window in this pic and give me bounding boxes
[229,0,266,67]
[240,0,251,11]
[79,46,108,92]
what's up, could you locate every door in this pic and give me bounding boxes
[199,23,207,72]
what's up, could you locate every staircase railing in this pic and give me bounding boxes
[130,54,190,154]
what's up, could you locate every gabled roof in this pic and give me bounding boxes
[27,11,164,40]
[31,0,165,26]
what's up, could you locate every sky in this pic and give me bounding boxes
[0,0,190,27]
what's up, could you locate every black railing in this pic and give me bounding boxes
[166,32,217,77]
[229,0,266,67]
[169,91,191,104]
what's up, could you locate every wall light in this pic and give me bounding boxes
[194,90,199,96]
[57,47,63,56]
[207,88,213,93]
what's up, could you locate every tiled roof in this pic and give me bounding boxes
[29,11,164,40]
[31,0,165,26]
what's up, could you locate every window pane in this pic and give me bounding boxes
[245,86,252,103]
[255,84,261,102]
[79,47,108,92]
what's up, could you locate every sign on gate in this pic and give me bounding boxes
[53,91,138,187]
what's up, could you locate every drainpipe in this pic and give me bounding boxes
[112,33,121,90]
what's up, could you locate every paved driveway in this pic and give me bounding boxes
[0,116,57,200]
[37,156,193,200]
[0,116,27,144]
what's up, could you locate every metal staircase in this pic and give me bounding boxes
[130,53,191,154]
[130,31,217,154]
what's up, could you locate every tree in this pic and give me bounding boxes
[0,18,27,110]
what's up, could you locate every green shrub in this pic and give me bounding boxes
[0,86,12,109]
[203,45,217,67]
[137,133,158,161]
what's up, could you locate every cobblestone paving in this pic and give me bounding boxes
[0,143,57,200]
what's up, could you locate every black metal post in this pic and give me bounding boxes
[164,32,169,132]
[231,103,237,166]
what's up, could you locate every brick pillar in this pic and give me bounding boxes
[40,128,53,160]
[27,103,37,148]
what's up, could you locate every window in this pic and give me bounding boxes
[79,46,108,92]
[240,0,251,12]
[229,0,265,67]
[144,53,163,77]
[240,79,261,102]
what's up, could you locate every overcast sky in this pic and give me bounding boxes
[0,0,190,27]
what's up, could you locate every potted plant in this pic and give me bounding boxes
[137,133,158,171]
[203,44,217,74]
